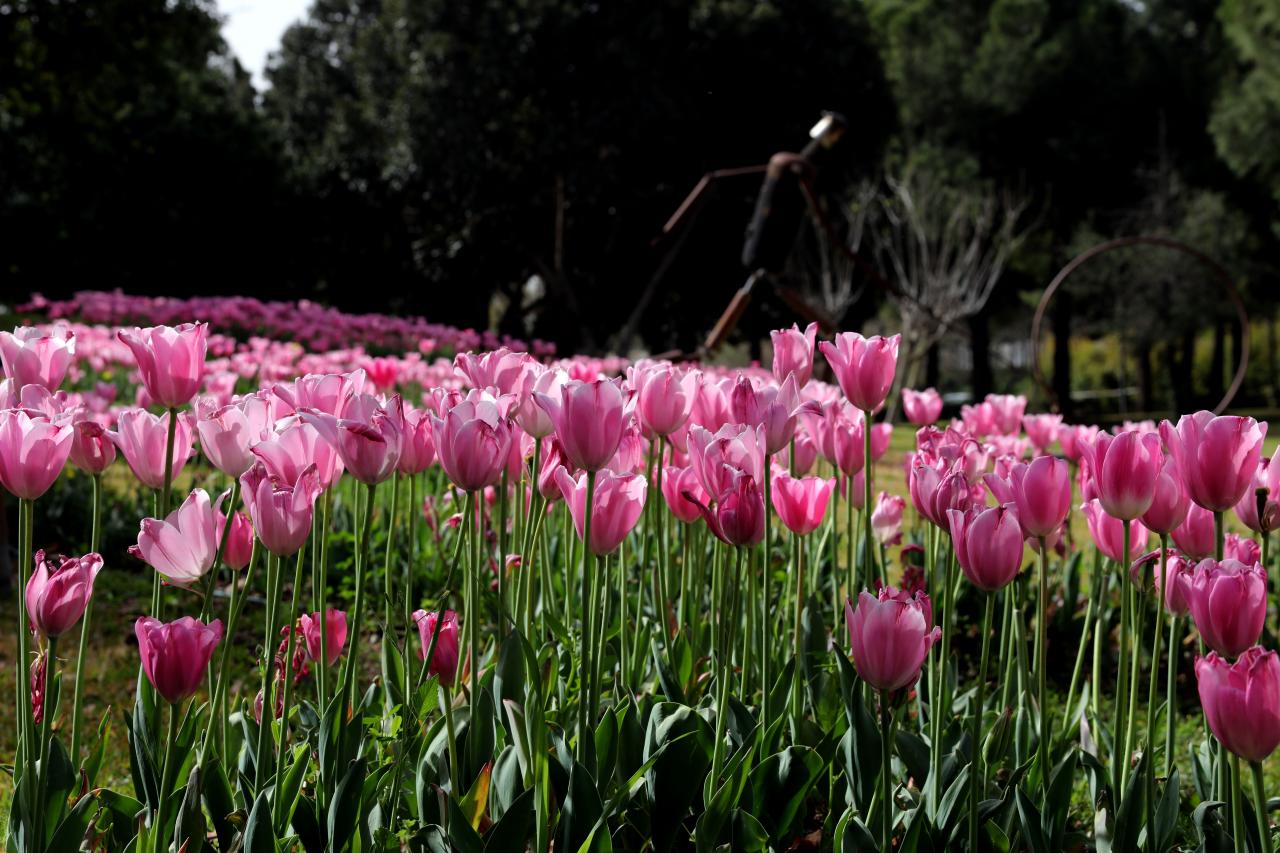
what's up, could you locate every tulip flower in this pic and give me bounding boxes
[984,455,1071,540]
[819,332,900,412]
[454,348,531,395]
[1057,424,1100,464]
[1234,447,1280,535]
[871,491,906,545]
[117,323,208,408]
[791,430,818,475]
[1129,548,1194,614]
[633,364,698,438]
[272,370,366,417]
[253,421,343,490]
[397,407,437,475]
[1141,456,1190,535]
[26,550,103,638]
[68,417,116,475]
[1161,411,1267,512]
[1089,430,1164,521]
[0,325,75,391]
[302,393,403,485]
[961,401,998,437]
[729,374,819,456]
[771,322,818,387]
[300,609,349,666]
[218,509,255,571]
[555,467,648,555]
[513,365,568,439]
[1225,533,1262,566]
[537,438,570,502]
[844,586,940,692]
[804,403,864,477]
[108,408,195,490]
[1082,500,1150,563]
[985,394,1027,435]
[135,615,224,704]
[1196,647,1280,762]
[240,462,323,557]
[902,387,943,426]
[413,609,461,682]
[770,470,835,536]
[1022,414,1063,452]
[535,378,627,472]
[948,505,1024,591]
[1172,502,1216,560]
[688,423,766,497]
[130,489,226,586]
[1186,558,1268,657]
[431,393,513,492]
[195,395,271,478]
[0,408,74,500]
[691,469,765,547]
[662,465,708,524]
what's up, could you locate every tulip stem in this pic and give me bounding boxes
[1144,546,1162,846]
[862,410,878,586]
[791,524,805,721]
[255,551,282,785]
[1165,614,1180,778]
[160,406,178,517]
[1232,754,1246,853]
[205,538,258,763]
[761,460,771,733]
[970,593,994,852]
[575,470,596,766]
[14,497,36,835]
[274,547,306,825]
[70,472,102,765]
[1114,525,1131,799]
[35,641,57,849]
[443,683,462,801]
[1036,536,1049,794]
[343,482,378,710]
[1060,560,1097,739]
[931,546,955,794]
[154,700,181,853]
[1252,760,1271,853]
[383,472,401,650]
[880,688,893,852]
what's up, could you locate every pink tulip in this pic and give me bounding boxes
[984,455,1071,539]
[537,438,570,502]
[908,462,947,526]
[68,417,116,475]
[0,326,75,391]
[253,421,343,490]
[870,422,893,462]
[1141,457,1190,535]
[1186,558,1268,657]
[688,375,732,434]
[729,374,819,455]
[454,348,531,395]
[108,408,195,490]
[871,491,906,545]
[302,393,403,485]
[117,323,208,408]
[902,388,943,426]
[135,615,222,704]
[1022,414,1062,452]
[690,469,765,547]
[413,609,461,682]
[26,550,102,638]
[948,505,1024,591]
[130,488,226,586]
[842,470,868,510]
[804,404,864,477]
[555,467,648,555]
[1225,533,1262,566]
[196,396,271,478]
[819,332,900,412]
[633,364,697,438]
[1089,430,1164,521]
[0,409,74,500]
[240,462,322,557]
[662,465,707,524]
[791,431,818,475]
[397,407,437,475]
[431,394,513,492]
[687,424,766,497]
[1171,503,1216,560]
[300,609,348,666]
[604,425,647,476]
[1082,500,1149,563]
[218,509,255,571]
[1161,411,1268,512]
[771,470,835,536]
[771,322,819,386]
[1235,447,1280,535]
[1129,549,1194,614]
[1195,647,1280,762]
[272,370,365,417]
[960,402,998,438]
[535,379,626,472]
[845,587,941,692]
[1057,424,1100,464]
[985,394,1027,436]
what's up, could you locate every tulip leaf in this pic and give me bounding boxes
[1014,786,1050,853]
[1153,769,1181,853]
[1111,748,1149,852]
[644,703,713,853]
[327,757,368,853]
[174,764,206,853]
[1043,749,1078,849]
[45,791,97,853]
[557,760,608,853]
[83,712,111,790]
[459,761,492,831]
[483,787,534,852]
[1192,800,1233,853]
[243,790,277,853]
[836,809,878,853]
[273,744,310,835]
[741,746,825,844]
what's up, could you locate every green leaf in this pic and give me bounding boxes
[728,808,769,851]
[326,757,368,853]
[644,703,714,853]
[1014,786,1050,853]
[484,787,535,852]
[1042,749,1078,849]
[1192,800,1233,853]
[838,811,879,853]
[83,712,111,789]
[1111,748,1149,852]
[244,790,277,853]
[273,744,310,835]
[557,760,608,853]
[174,764,206,853]
[201,756,238,851]
[1154,769,1181,853]
[45,792,97,853]
[742,746,825,844]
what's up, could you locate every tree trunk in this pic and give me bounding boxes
[970,308,993,400]
[926,341,940,389]
[1052,290,1072,418]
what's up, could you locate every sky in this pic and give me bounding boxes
[218,0,312,88]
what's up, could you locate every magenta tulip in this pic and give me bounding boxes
[302,394,403,485]
[729,374,819,456]
[514,366,568,439]
[902,388,943,426]
[108,408,195,490]
[196,396,271,478]
[844,587,941,692]
[771,470,835,536]
[1186,558,1268,657]
[692,469,765,547]
[1161,411,1267,512]
[454,348,531,395]
[771,322,819,386]
[1235,447,1280,535]
[555,467,648,555]
[1141,456,1190,535]
[0,326,75,391]
[240,462,322,557]
[135,615,223,704]
[253,421,344,490]
[431,394,513,492]
[1225,533,1262,566]
[1196,647,1280,762]
[535,378,626,472]
[0,408,74,500]
[68,417,116,475]
[300,609,348,666]
[1128,549,1194,614]
[272,370,365,417]
[397,407,437,475]
[26,550,102,638]
[985,394,1027,436]
[819,332,901,412]
[130,488,225,586]
[1022,414,1063,452]
[1058,424,1100,464]
[871,491,906,545]
[1082,499,1150,563]
[413,609,461,682]
[984,455,1071,539]
[949,505,1024,591]
[662,465,708,524]
[633,364,697,439]
[1089,430,1164,521]
[688,424,766,498]
[117,323,208,408]
[1172,503,1216,560]
[218,509,255,571]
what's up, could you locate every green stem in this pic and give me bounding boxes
[970,594,995,853]
[15,498,36,832]
[1165,614,1180,779]
[1114,525,1131,799]
[576,470,596,764]
[160,406,178,517]
[273,548,306,825]
[154,701,181,852]
[70,473,102,764]
[1252,760,1271,853]
[1061,556,1097,737]
[880,688,894,851]
[1232,753,1245,853]
[383,473,401,655]
[35,641,56,849]
[343,482,378,708]
[1037,536,1050,793]
[862,412,878,585]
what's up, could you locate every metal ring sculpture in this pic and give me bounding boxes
[1030,235,1251,415]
